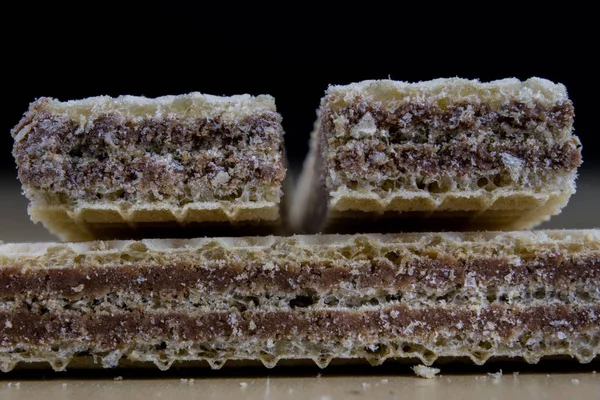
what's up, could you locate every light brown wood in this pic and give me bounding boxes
[1,372,599,400]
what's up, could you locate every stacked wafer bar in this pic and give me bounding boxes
[12,93,287,241]
[3,80,598,372]
[0,231,598,372]
[291,78,581,233]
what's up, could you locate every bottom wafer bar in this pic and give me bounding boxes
[1,231,598,371]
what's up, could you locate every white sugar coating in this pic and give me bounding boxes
[412,364,440,379]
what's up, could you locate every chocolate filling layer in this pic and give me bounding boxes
[319,99,579,185]
[1,253,597,298]
[0,304,596,346]
[332,139,581,178]
[14,110,285,203]
[322,100,574,139]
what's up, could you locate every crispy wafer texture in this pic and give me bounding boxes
[291,78,581,233]
[1,230,598,371]
[12,93,286,241]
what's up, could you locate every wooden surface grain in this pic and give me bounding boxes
[1,368,599,400]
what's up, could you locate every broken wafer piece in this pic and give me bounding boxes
[1,230,598,371]
[11,93,286,241]
[291,78,581,233]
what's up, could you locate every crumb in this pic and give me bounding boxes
[446,378,452,383]
[4,320,12,328]
[62,383,68,388]
[72,284,84,292]
[488,370,503,380]
[593,371,597,374]
[475,376,488,381]
[180,379,188,383]
[362,382,371,389]
[380,378,388,384]
[412,364,440,379]
[571,379,580,385]
[513,372,519,377]
[546,374,551,378]
[189,379,194,385]
[317,373,322,378]
[239,382,248,388]
[114,376,123,381]
[7,382,12,387]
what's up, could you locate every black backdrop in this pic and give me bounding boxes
[3,6,598,171]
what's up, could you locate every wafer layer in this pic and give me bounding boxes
[291,78,581,233]
[12,93,286,241]
[1,230,598,371]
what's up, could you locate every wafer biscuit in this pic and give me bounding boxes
[1,230,597,371]
[12,93,286,241]
[291,78,581,233]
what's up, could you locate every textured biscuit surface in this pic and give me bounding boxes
[291,78,581,233]
[12,93,287,241]
[1,230,598,371]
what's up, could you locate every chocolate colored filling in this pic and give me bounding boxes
[332,139,581,177]
[322,100,574,139]
[0,304,596,346]
[13,109,285,202]
[0,253,597,298]
[319,99,579,181]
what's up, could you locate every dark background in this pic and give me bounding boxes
[3,7,598,171]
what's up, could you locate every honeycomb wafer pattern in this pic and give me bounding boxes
[29,201,280,241]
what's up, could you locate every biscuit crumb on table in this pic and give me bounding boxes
[412,364,440,379]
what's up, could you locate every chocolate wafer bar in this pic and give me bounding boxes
[291,78,581,233]
[11,93,286,241]
[1,230,597,372]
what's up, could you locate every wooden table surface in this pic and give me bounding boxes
[1,365,599,400]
